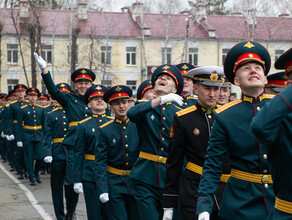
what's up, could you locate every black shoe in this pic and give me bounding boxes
[18,174,24,179]
[65,212,76,220]
[2,159,6,163]
[10,168,15,172]
[24,173,28,178]
[30,182,36,186]
[40,170,45,175]
[36,175,42,183]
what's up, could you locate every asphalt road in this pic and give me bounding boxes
[0,161,87,220]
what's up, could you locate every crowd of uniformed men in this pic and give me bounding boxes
[0,41,291,220]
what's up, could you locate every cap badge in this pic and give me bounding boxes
[118,93,122,97]
[244,42,255,49]
[193,128,200,136]
[115,86,122,92]
[221,77,225,84]
[210,72,219,81]
[96,86,102,90]
[81,69,87,74]
[60,83,65,87]
[163,65,170,70]
[248,54,254,58]
[182,64,188,69]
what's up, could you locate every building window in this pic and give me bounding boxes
[41,45,53,65]
[162,48,172,64]
[68,45,79,64]
[7,79,19,92]
[126,80,137,91]
[101,79,112,88]
[189,48,198,66]
[101,46,112,65]
[222,48,230,65]
[7,44,18,64]
[126,47,137,65]
[275,49,284,61]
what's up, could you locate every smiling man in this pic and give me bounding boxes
[217,77,231,105]
[197,41,275,220]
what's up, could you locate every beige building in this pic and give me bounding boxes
[1,1,292,96]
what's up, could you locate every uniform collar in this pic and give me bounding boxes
[241,92,266,104]
[196,101,216,114]
[115,117,129,124]
[93,113,106,118]
[29,103,35,106]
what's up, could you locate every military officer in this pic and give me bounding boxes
[265,71,287,95]
[163,66,229,220]
[95,85,140,220]
[34,53,95,219]
[73,84,112,220]
[4,84,29,178]
[217,77,231,105]
[197,41,275,220]
[251,48,292,219]
[15,88,46,185]
[127,64,183,219]
[136,80,156,100]
[43,83,76,220]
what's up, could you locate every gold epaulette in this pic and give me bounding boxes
[79,117,92,124]
[44,104,50,108]
[215,99,242,114]
[173,104,183,110]
[187,96,197,100]
[216,104,222,108]
[35,104,44,108]
[10,100,17,104]
[138,99,148,102]
[48,107,60,114]
[263,94,275,99]
[21,104,28,109]
[106,116,114,119]
[99,120,114,128]
[176,105,197,117]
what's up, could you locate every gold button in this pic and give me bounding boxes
[263,154,267,159]
[85,107,88,109]
[161,148,164,151]
[126,162,129,166]
[162,127,165,131]
[63,116,66,119]
[263,169,268,174]
[63,122,66,125]
[125,144,128,147]
[126,154,129,157]
[208,115,212,118]
[162,107,166,110]
[184,102,187,105]
[99,120,102,122]
[34,115,36,117]
[64,128,67,131]
[162,137,165,141]
[33,111,35,113]
[123,126,126,130]
[34,120,36,122]
[85,114,88,117]
[262,175,269,184]
[163,117,166,120]
[125,135,128,138]
[264,184,268,188]
[257,106,261,111]
[157,156,163,163]
[122,170,127,176]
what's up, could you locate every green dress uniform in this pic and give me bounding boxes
[127,64,183,220]
[197,41,275,219]
[15,95,46,184]
[0,98,7,161]
[73,84,112,220]
[251,48,292,219]
[95,85,140,220]
[181,95,197,108]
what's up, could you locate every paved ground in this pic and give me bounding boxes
[0,161,87,220]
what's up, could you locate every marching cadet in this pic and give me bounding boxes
[217,77,231,105]
[38,93,50,106]
[95,85,140,220]
[265,71,287,95]
[43,83,76,220]
[197,41,275,220]
[34,52,94,219]
[127,64,183,219]
[73,84,112,220]
[136,80,156,101]
[163,66,229,220]
[251,48,292,219]
[15,88,46,185]
[176,63,197,108]
[4,84,29,178]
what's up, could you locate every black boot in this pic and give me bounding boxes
[35,174,42,183]
[18,173,24,179]
[65,212,76,220]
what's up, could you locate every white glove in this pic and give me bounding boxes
[1,132,6,138]
[44,156,53,163]
[34,52,47,69]
[6,135,11,141]
[198,211,210,220]
[9,134,15,141]
[99,193,109,203]
[160,94,183,106]
[17,141,23,147]
[162,208,174,220]
[73,183,83,194]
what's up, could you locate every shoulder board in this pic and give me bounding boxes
[21,104,29,109]
[137,99,148,103]
[44,105,50,108]
[263,94,275,99]
[35,104,44,108]
[79,117,92,124]
[176,105,197,117]
[173,104,182,110]
[5,103,10,107]
[106,116,114,119]
[215,99,242,114]
[99,120,114,129]
[188,97,197,100]
[48,108,59,114]
[11,100,17,104]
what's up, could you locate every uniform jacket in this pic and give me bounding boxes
[42,72,92,147]
[251,87,292,220]
[73,114,113,183]
[181,95,197,108]
[43,106,68,161]
[95,118,139,195]
[127,99,181,189]
[197,92,275,220]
